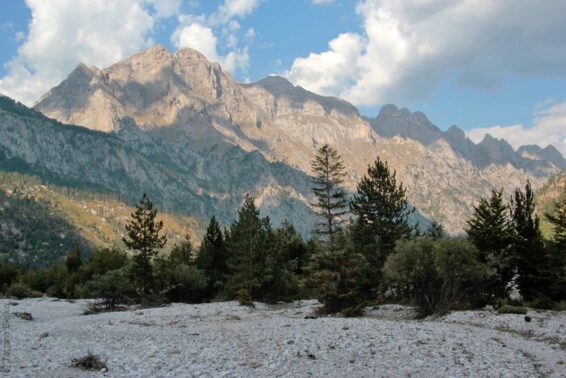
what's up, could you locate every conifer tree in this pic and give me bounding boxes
[65,247,82,273]
[225,195,267,299]
[310,144,349,252]
[545,194,566,247]
[306,232,367,315]
[123,193,167,293]
[196,217,228,297]
[544,194,566,300]
[466,190,514,298]
[350,157,413,294]
[427,221,445,240]
[170,234,194,266]
[510,182,546,301]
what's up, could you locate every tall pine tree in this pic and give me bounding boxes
[466,190,514,298]
[310,144,349,252]
[196,217,228,298]
[510,182,546,301]
[123,193,167,294]
[350,157,413,295]
[225,195,268,300]
[308,145,367,314]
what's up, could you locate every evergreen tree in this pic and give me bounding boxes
[426,221,445,240]
[544,195,566,301]
[307,233,367,315]
[123,193,167,293]
[510,182,546,301]
[225,195,268,299]
[350,157,413,296]
[310,144,349,252]
[196,217,228,298]
[170,234,194,266]
[545,194,566,247]
[65,247,82,273]
[466,190,514,298]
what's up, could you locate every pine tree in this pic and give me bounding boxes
[123,193,167,293]
[310,144,349,252]
[350,157,413,294]
[545,194,566,247]
[544,194,566,300]
[466,190,514,298]
[170,234,194,266]
[427,221,445,240]
[510,182,546,301]
[196,217,228,298]
[306,233,367,315]
[225,195,267,300]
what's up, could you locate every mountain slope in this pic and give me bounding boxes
[33,46,564,233]
[1,95,316,237]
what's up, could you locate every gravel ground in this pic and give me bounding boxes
[1,298,565,377]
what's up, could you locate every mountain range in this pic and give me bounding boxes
[0,45,564,255]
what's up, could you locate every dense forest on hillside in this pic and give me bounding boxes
[1,145,564,316]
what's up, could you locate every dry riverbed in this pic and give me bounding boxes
[1,298,564,377]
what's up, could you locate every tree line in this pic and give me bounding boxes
[1,144,564,316]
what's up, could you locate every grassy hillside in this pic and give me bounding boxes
[0,170,205,267]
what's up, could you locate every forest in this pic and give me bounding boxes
[1,144,565,317]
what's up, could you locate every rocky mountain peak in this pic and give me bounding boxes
[246,75,359,117]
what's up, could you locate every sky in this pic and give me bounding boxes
[0,0,565,155]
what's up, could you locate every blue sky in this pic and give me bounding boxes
[0,0,565,153]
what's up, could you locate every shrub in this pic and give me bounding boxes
[0,262,19,292]
[530,295,555,310]
[497,305,527,314]
[71,352,107,371]
[153,256,208,303]
[236,288,254,307]
[7,282,31,299]
[383,237,493,317]
[80,267,133,310]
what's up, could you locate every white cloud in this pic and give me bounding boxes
[214,0,260,24]
[285,0,566,106]
[173,23,220,62]
[0,0,157,105]
[171,0,260,76]
[144,0,182,18]
[467,101,566,156]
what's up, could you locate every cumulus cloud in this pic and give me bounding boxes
[467,101,566,156]
[286,0,566,106]
[171,0,259,75]
[0,0,158,105]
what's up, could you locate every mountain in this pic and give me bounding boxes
[21,45,566,233]
[0,93,315,239]
[518,145,566,169]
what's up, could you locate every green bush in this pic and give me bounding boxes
[153,256,208,303]
[530,296,555,310]
[80,267,134,309]
[7,282,32,299]
[383,237,493,316]
[0,262,19,292]
[497,305,527,314]
[236,288,254,307]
